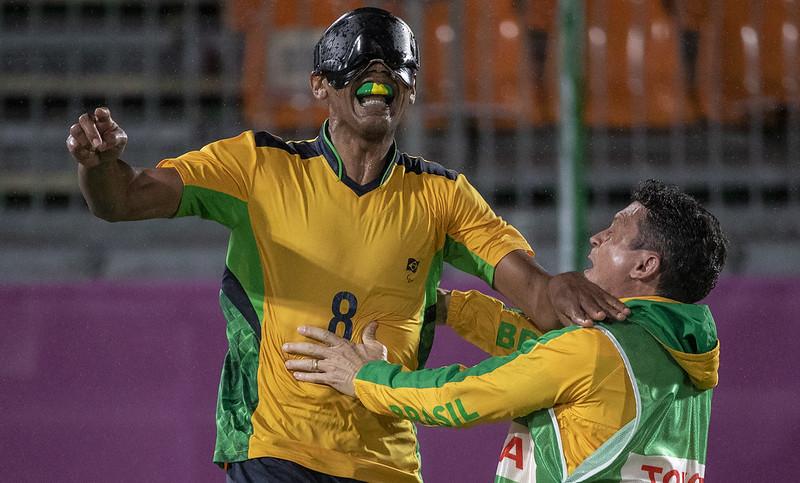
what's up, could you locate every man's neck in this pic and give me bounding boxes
[614,281,659,301]
[329,128,394,186]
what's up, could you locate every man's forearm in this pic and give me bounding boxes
[493,250,630,328]
[493,250,561,331]
[78,159,137,222]
[78,162,182,222]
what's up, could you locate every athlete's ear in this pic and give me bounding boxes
[408,77,416,105]
[631,251,660,282]
[310,74,328,100]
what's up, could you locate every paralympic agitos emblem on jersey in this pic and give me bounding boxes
[406,258,420,282]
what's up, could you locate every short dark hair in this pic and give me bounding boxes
[629,179,728,303]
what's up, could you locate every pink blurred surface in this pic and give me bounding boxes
[0,276,796,481]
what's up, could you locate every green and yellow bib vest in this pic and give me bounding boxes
[354,292,719,482]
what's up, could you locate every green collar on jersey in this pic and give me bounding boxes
[321,120,398,190]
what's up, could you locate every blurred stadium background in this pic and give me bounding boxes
[1,0,797,481]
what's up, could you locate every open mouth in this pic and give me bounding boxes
[355,82,395,107]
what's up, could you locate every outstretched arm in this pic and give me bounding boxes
[493,250,630,330]
[283,318,608,430]
[67,107,183,221]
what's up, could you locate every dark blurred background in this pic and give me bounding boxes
[1,0,798,481]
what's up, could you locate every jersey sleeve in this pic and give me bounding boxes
[442,175,532,286]
[157,131,259,228]
[447,290,544,357]
[354,327,611,429]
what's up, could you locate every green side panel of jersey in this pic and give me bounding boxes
[417,235,499,369]
[223,225,266,325]
[176,186,265,319]
[214,291,262,463]
[442,235,497,287]
[176,185,244,230]
[176,185,265,463]
[418,246,444,369]
[176,185,266,324]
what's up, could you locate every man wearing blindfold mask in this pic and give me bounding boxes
[67,7,628,482]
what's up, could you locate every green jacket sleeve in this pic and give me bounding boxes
[353,325,613,429]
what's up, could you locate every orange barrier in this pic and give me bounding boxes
[420,0,534,129]
[693,0,799,124]
[229,0,800,130]
[229,0,375,129]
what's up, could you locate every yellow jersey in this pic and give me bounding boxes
[158,122,531,482]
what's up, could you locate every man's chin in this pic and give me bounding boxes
[356,117,394,140]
